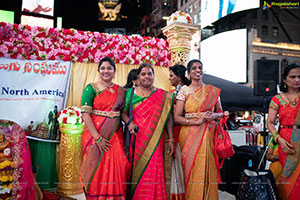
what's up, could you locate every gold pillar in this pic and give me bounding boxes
[57,124,85,195]
[162,22,199,66]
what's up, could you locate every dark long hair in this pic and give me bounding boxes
[187,59,203,73]
[124,69,138,89]
[98,57,116,71]
[137,63,154,75]
[279,63,300,92]
[169,64,191,86]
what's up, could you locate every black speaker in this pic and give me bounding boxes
[254,60,279,96]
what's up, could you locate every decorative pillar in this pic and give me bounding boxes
[57,124,85,195]
[162,22,199,66]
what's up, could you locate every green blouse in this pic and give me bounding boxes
[81,83,103,113]
[124,88,155,111]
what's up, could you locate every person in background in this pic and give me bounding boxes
[266,137,282,181]
[168,64,190,199]
[174,59,224,199]
[267,63,300,200]
[122,63,174,200]
[227,112,240,130]
[80,57,129,200]
[124,69,139,90]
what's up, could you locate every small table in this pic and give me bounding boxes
[27,136,60,190]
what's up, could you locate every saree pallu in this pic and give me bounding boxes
[269,94,300,200]
[81,84,129,200]
[128,89,173,200]
[178,85,220,200]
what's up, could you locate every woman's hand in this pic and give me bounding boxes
[167,140,175,155]
[96,138,112,154]
[128,121,139,135]
[278,137,296,155]
[193,117,206,125]
[203,111,218,121]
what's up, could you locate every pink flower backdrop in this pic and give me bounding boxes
[0,22,171,67]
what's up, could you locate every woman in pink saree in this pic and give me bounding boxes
[174,60,224,200]
[0,119,36,200]
[122,63,175,200]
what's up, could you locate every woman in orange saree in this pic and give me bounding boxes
[80,57,129,200]
[174,60,224,200]
[267,63,300,200]
[122,63,174,200]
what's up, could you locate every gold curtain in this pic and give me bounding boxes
[66,63,172,107]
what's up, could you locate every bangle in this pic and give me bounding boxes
[274,135,280,143]
[186,119,190,126]
[168,138,175,142]
[272,131,279,138]
[94,134,101,141]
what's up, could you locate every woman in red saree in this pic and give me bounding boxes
[122,63,175,200]
[80,57,129,200]
[174,60,224,200]
[267,63,300,200]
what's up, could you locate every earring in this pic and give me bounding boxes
[284,83,287,88]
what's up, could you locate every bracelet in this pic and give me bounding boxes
[168,138,175,142]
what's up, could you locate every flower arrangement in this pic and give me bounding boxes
[167,11,193,26]
[58,106,84,125]
[0,22,171,67]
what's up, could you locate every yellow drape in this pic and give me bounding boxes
[66,63,172,107]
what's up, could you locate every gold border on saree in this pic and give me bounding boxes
[92,109,120,118]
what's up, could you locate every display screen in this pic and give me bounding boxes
[0,10,14,24]
[200,29,247,83]
[201,0,259,28]
[21,15,54,28]
[22,0,55,16]
[98,0,122,21]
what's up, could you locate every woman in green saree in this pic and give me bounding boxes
[122,63,175,200]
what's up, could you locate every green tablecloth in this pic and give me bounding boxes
[27,136,59,190]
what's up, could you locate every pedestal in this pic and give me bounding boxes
[162,22,199,66]
[57,124,84,195]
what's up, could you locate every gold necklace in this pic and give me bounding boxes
[190,84,205,102]
[100,80,114,93]
[139,86,154,97]
[285,93,300,107]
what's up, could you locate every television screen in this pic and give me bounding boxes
[21,15,54,28]
[22,0,54,16]
[98,0,122,21]
[200,29,247,83]
[201,0,260,28]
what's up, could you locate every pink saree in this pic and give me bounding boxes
[0,119,36,200]
[126,88,173,200]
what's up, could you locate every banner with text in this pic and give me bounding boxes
[0,58,72,129]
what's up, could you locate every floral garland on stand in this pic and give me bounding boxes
[0,22,171,67]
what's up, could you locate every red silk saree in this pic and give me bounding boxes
[81,83,129,200]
